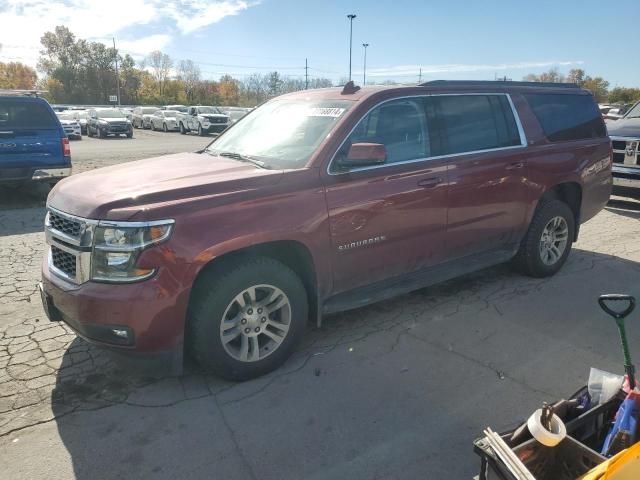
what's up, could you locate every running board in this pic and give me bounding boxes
[322,249,517,315]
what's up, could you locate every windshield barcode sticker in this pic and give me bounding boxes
[307,107,345,117]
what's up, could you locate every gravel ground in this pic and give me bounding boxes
[0,133,639,479]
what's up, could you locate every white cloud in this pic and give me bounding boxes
[361,61,585,78]
[160,1,255,35]
[0,0,257,67]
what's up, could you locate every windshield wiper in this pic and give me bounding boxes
[216,151,269,169]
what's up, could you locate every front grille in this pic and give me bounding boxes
[51,245,77,278]
[49,211,82,237]
[612,140,626,151]
[613,152,625,164]
[107,122,128,132]
[213,118,225,124]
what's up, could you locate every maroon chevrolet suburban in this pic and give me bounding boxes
[40,80,612,380]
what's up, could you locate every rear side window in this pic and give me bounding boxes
[431,94,522,156]
[524,93,606,142]
[0,101,58,129]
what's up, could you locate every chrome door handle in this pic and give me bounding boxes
[417,177,442,188]
[506,162,525,170]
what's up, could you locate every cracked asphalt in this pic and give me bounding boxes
[1,131,640,479]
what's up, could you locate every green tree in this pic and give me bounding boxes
[608,87,640,104]
[582,76,609,103]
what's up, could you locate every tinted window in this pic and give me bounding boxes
[342,98,429,166]
[432,95,521,155]
[0,101,57,129]
[524,93,606,142]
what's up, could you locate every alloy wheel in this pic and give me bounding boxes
[219,284,291,362]
[539,216,569,266]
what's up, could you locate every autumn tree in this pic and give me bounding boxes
[143,51,173,96]
[0,62,37,89]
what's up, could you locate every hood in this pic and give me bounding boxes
[99,117,128,123]
[606,117,640,138]
[48,152,284,220]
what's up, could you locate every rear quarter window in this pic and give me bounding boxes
[0,101,58,129]
[524,93,606,142]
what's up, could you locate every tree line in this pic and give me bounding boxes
[523,67,640,104]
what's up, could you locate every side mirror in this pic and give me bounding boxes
[341,143,387,167]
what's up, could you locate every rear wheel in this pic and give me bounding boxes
[512,199,575,277]
[188,256,308,381]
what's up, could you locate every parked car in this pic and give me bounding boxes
[55,111,82,140]
[150,110,180,132]
[220,106,251,125]
[176,105,230,135]
[75,110,89,134]
[40,80,611,380]
[607,100,640,198]
[0,93,71,186]
[119,107,134,121]
[132,106,158,129]
[87,108,133,138]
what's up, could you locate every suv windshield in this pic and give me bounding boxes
[198,106,220,114]
[163,110,179,117]
[206,99,353,169]
[141,107,157,114]
[96,109,125,119]
[625,102,640,119]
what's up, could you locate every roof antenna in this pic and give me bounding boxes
[341,80,361,95]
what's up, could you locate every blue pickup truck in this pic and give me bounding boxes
[0,94,71,186]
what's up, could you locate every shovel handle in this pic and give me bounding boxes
[599,294,636,320]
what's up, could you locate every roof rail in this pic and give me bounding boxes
[0,88,48,97]
[420,80,579,89]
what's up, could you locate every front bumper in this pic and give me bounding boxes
[203,123,228,134]
[40,255,186,355]
[612,165,640,188]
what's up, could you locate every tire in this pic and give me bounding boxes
[98,128,105,139]
[87,125,93,137]
[179,122,186,135]
[512,199,575,278]
[198,124,205,136]
[163,123,168,133]
[126,131,133,139]
[188,256,308,381]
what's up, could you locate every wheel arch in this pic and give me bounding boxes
[537,181,583,241]
[187,239,320,329]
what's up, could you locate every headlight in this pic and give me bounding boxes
[91,220,174,283]
[98,120,108,125]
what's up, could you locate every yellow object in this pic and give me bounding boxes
[579,442,640,480]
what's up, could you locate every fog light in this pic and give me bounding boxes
[112,328,129,339]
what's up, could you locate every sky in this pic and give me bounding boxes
[0,0,638,87]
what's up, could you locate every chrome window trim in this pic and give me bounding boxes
[327,93,528,176]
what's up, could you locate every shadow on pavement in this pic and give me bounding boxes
[49,248,640,479]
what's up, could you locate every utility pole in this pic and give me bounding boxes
[418,67,422,84]
[362,43,369,85]
[305,58,309,89]
[347,14,356,81]
[113,37,121,106]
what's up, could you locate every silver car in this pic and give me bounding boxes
[132,106,158,129]
[55,111,82,140]
[150,110,180,132]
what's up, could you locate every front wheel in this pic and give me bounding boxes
[512,199,575,278]
[179,122,186,134]
[163,123,168,133]
[188,257,308,381]
[198,124,206,136]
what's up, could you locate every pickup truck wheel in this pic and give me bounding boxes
[188,257,307,381]
[179,122,186,134]
[163,123,168,132]
[512,199,575,278]
[198,124,206,136]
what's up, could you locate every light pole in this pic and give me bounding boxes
[113,37,121,106]
[362,43,369,85]
[347,14,356,81]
